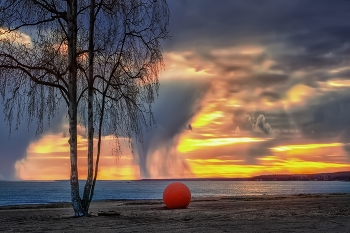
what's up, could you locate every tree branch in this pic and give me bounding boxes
[0,64,68,97]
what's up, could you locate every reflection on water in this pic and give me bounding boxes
[0,180,349,206]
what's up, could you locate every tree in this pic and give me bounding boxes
[0,0,169,216]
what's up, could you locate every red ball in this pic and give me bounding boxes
[163,182,191,209]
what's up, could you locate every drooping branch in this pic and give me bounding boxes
[0,0,170,217]
[0,64,68,96]
[31,0,68,20]
[9,17,58,31]
[0,53,69,96]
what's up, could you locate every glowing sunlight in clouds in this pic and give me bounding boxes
[15,134,139,180]
[14,44,350,180]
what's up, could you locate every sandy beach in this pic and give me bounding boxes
[1,193,350,232]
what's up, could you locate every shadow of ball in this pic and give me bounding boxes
[163,182,191,209]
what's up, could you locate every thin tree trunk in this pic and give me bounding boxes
[68,99,83,217]
[90,33,128,203]
[89,88,105,204]
[82,0,95,215]
[67,0,84,217]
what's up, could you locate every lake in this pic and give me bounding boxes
[0,180,350,206]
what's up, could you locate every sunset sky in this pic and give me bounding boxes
[2,0,350,180]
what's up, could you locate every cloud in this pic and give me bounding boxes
[0,28,32,46]
[168,0,350,49]
[166,0,350,101]
[260,92,281,101]
[284,93,350,157]
[234,126,240,136]
[3,1,350,179]
[289,94,350,139]
[0,76,211,180]
[0,103,66,180]
[247,138,281,162]
[164,0,350,158]
[0,103,40,180]
[134,79,210,178]
[253,114,273,135]
[143,1,350,174]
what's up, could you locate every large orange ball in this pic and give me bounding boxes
[163,182,191,209]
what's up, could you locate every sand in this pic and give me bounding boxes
[1,193,350,232]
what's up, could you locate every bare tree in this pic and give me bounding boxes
[0,0,169,216]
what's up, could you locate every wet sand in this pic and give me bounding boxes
[1,193,350,232]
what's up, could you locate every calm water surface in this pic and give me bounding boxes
[0,180,349,206]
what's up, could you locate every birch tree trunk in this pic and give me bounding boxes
[82,0,96,214]
[67,0,84,217]
[0,0,169,217]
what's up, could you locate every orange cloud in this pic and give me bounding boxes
[12,43,350,180]
[178,137,265,153]
[176,99,350,178]
[271,143,344,152]
[15,131,350,180]
[0,28,32,46]
[186,154,349,178]
[15,134,139,180]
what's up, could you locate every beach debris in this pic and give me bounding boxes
[97,211,121,217]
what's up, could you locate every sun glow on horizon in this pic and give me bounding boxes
[15,131,350,180]
[187,157,349,178]
[15,134,140,181]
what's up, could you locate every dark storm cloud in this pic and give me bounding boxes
[243,114,273,135]
[0,104,66,180]
[0,118,34,180]
[167,0,350,95]
[290,95,350,140]
[165,0,350,155]
[245,111,301,159]
[229,109,299,161]
[234,73,290,88]
[247,138,281,162]
[167,0,350,49]
[3,1,350,179]
[0,77,210,180]
[135,79,210,178]
[264,91,350,157]
[232,109,297,134]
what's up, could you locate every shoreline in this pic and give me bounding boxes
[1,193,350,232]
[0,192,348,208]
[1,192,350,210]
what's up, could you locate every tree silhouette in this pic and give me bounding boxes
[0,0,169,216]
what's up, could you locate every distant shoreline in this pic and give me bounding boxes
[1,170,349,182]
[143,171,350,181]
[1,192,350,209]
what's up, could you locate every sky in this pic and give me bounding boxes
[2,0,350,180]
